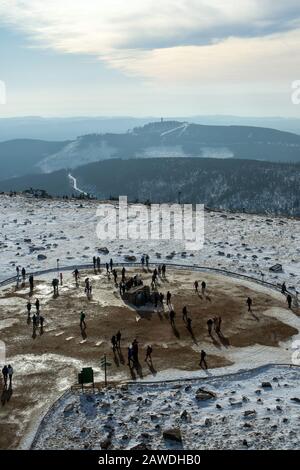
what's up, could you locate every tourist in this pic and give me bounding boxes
[116,330,121,348]
[2,365,8,387]
[287,294,292,309]
[207,318,213,335]
[80,311,86,329]
[199,350,207,369]
[182,306,188,322]
[145,345,153,363]
[246,297,252,312]
[7,365,13,387]
[194,280,199,292]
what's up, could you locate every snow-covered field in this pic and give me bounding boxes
[1,194,300,292]
[32,364,300,450]
[1,194,300,450]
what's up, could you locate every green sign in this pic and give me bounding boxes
[78,367,94,384]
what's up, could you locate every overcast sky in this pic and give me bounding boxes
[0,0,300,117]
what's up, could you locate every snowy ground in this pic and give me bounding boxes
[32,364,300,450]
[1,194,300,450]
[1,194,300,294]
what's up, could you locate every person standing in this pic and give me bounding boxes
[80,311,86,329]
[199,350,207,369]
[110,258,113,271]
[287,294,292,309]
[145,345,153,363]
[26,301,32,316]
[246,297,252,312]
[132,339,139,363]
[2,365,8,387]
[35,298,40,313]
[166,291,171,306]
[7,365,13,387]
[182,306,188,322]
[194,280,199,292]
[201,281,206,295]
[111,335,117,352]
[207,319,213,336]
[170,309,175,326]
[21,267,26,281]
[116,330,121,349]
[93,256,96,270]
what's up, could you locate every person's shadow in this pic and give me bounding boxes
[116,347,125,365]
[171,322,180,338]
[187,326,198,344]
[80,327,87,340]
[113,350,120,367]
[1,385,13,406]
[145,359,157,376]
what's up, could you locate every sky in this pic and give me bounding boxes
[0,0,300,118]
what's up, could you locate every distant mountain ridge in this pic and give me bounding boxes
[1,157,299,217]
[1,120,300,180]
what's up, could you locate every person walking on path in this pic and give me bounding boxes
[246,297,253,312]
[182,306,188,322]
[287,294,292,309]
[80,311,86,329]
[199,350,207,369]
[127,345,134,367]
[207,319,213,336]
[93,256,96,270]
[145,345,153,363]
[170,309,175,326]
[2,365,8,388]
[132,339,139,364]
[26,301,32,316]
[141,255,145,268]
[281,282,287,294]
[201,281,206,295]
[145,254,149,269]
[21,267,26,281]
[111,335,117,352]
[186,317,192,332]
[110,258,113,271]
[60,272,63,286]
[162,264,166,278]
[35,298,40,312]
[7,365,13,387]
[96,257,101,271]
[166,291,172,306]
[116,330,121,348]
[194,280,199,292]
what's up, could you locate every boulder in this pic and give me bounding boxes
[195,388,216,401]
[261,382,272,388]
[163,428,182,443]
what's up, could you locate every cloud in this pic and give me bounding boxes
[0,0,300,83]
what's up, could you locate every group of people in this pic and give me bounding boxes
[111,331,122,351]
[92,256,101,271]
[1,365,13,388]
[16,266,26,282]
[26,298,45,331]
[207,316,222,336]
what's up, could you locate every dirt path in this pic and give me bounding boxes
[0,267,298,449]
